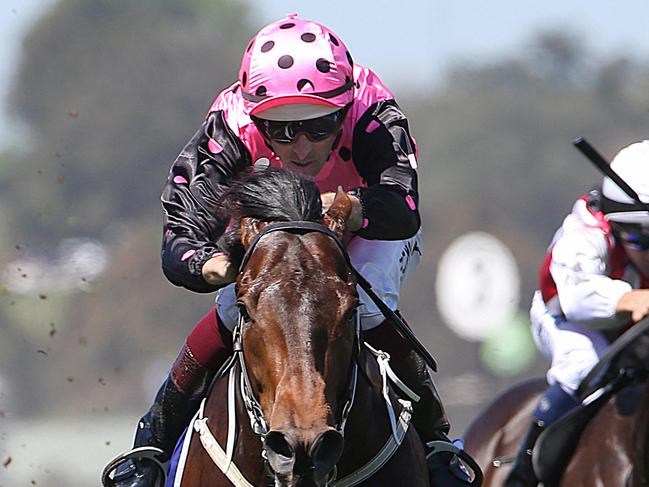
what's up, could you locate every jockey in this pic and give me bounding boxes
[505,139,649,487]
[111,15,469,487]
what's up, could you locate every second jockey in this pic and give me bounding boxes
[506,139,649,487]
[110,14,470,487]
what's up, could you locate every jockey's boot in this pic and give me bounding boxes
[504,383,580,487]
[391,350,473,486]
[112,342,216,487]
[504,420,544,487]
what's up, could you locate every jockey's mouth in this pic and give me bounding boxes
[290,159,316,168]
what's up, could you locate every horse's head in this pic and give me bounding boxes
[220,170,359,486]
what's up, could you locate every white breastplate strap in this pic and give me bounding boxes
[193,365,256,487]
[194,400,412,487]
[193,343,413,487]
[194,416,255,487]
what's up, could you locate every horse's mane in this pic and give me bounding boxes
[217,168,323,266]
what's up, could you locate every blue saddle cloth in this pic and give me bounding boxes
[165,426,189,487]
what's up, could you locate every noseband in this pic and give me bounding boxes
[235,221,361,438]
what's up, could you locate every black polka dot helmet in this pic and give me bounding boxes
[239,14,354,119]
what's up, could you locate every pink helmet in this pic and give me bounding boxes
[239,14,355,118]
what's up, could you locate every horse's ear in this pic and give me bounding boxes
[239,217,268,249]
[324,187,352,238]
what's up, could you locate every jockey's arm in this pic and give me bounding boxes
[161,110,250,293]
[346,100,420,241]
[550,229,633,328]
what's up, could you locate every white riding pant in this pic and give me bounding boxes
[530,290,610,393]
[215,230,423,332]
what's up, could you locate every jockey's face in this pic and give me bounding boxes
[253,107,346,177]
[614,223,649,277]
[269,133,337,177]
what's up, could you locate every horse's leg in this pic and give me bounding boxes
[463,379,546,487]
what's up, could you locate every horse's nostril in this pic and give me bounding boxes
[265,430,296,458]
[264,430,296,475]
[310,429,345,475]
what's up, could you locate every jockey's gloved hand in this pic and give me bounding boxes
[201,253,236,286]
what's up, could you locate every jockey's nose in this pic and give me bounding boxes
[291,134,312,159]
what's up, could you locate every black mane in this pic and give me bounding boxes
[217,168,323,264]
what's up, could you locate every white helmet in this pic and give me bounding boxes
[601,140,649,225]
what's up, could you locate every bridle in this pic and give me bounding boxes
[235,220,361,440]
[190,220,427,486]
[237,220,353,274]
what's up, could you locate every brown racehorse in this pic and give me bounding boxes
[175,169,429,487]
[463,376,649,486]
